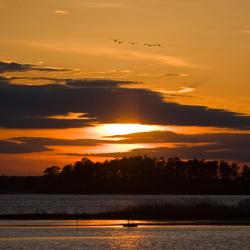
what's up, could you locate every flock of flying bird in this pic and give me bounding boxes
[112,39,162,47]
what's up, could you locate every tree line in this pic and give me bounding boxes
[1,156,250,194]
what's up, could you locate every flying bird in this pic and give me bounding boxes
[144,43,162,47]
[112,39,162,47]
[127,41,137,45]
[144,43,153,47]
[112,39,124,44]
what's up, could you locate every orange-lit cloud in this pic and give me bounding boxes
[54,10,70,15]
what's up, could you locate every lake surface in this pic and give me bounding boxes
[1,195,250,249]
[0,223,250,249]
[0,194,250,215]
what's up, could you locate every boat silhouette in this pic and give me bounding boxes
[123,220,138,227]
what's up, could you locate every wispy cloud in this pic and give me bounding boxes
[25,40,200,69]
[120,50,200,68]
[157,87,195,95]
[54,10,70,15]
[159,73,190,77]
[178,87,195,94]
[0,38,201,69]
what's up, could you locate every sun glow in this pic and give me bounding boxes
[97,124,162,136]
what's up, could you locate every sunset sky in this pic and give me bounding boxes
[0,0,250,175]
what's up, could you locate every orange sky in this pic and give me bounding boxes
[0,0,250,175]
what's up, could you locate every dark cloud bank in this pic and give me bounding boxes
[85,144,250,162]
[1,131,250,162]
[0,137,108,154]
[0,77,250,129]
[0,61,69,73]
[96,131,250,162]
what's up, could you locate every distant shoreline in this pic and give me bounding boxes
[1,198,250,222]
[1,214,250,223]
[1,216,250,228]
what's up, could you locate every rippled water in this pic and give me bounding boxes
[0,224,250,249]
[0,194,250,215]
[1,195,250,249]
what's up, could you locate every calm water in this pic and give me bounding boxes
[0,194,250,215]
[1,195,250,249]
[0,223,250,249]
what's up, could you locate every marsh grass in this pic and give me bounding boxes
[1,199,250,221]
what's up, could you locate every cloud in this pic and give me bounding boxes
[0,61,31,73]
[157,87,195,96]
[54,10,70,15]
[124,51,200,68]
[177,87,195,94]
[0,140,51,154]
[12,137,108,146]
[82,144,250,162]
[107,130,250,147]
[23,41,200,69]
[9,76,67,85]
[0,137,110,154]
[2,130,250,162]
[0,61,70,73]
[0,136,113,154]
[0,77,250,129]
[82,131,250,162]
[0,76,8,85]
[159,73,190,77]
[0,117,93,129]
[66,79,137,88]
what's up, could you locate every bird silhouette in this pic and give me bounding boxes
[112,39,124,44]
[127,42,137,45]
[112,39,162,48]
[145,43,162,47]
[144,43,153,47]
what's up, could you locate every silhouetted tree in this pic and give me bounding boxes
[43,166,60,177]
[242,165,250,181]
[60,164,73,178]
[1,156,249,194]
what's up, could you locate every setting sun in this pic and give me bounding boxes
[97,124,162,136]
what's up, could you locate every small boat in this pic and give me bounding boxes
[123,220,138,227]
[123,223,138,227]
